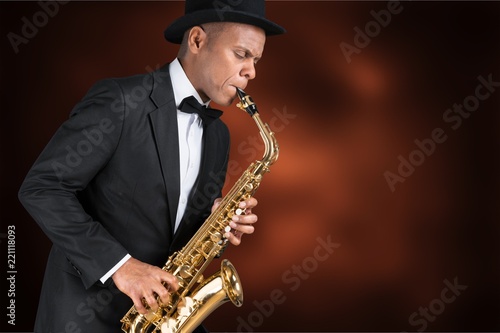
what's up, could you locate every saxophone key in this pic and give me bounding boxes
[177,297,195,317]
[161,318,178,333]
[191,253,204,267]
[235,208,246,216]
[202,240,215,256]
[178,266,192,279]
[210,232,222,243]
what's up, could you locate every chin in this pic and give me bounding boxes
[227,95,237,106]
[214,95,235,107]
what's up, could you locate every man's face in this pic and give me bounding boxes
[196,23,266,106]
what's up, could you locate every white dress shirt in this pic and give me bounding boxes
[100,58,206,283]
[170,58,205,232]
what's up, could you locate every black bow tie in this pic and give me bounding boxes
[179,96,223,127]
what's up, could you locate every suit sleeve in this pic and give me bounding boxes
[18,78,128,289]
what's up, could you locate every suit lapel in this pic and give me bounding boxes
[147,64,228,251]
[148,65,180,230]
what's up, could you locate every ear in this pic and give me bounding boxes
[187,26,207,54]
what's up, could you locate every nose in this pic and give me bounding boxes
[240,60,256,80]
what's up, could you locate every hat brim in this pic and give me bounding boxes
[164,9,286,44]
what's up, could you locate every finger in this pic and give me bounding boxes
[144,292,159,312]
[232,213,258,225]
[155,287,171,306]
[212,198,222,213]
[156,275,177,305]
[224,231,242,246]
[240,197,258,209]
[229,221,255,235]
[161,273,179,292]
[133,295,148,314]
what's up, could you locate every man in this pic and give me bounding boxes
[18,0,285,332]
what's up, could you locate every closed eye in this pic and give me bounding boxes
[234,50,260,65]
[234,51,245,59]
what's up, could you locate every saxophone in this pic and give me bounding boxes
[121,88,279,333]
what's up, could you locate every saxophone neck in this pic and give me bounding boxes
[253,113,279,167]
[236,88,279,167]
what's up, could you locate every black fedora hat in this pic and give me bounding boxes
[164,0,286,44]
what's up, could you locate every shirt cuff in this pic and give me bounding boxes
[100,253,131,284]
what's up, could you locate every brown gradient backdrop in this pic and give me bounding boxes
[1,1,499,332]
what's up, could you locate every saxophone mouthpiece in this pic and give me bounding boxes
[236,87,258,116]
[236,87,246,100]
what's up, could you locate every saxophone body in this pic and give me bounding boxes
[121,88,279,333]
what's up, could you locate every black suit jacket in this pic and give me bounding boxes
[19,64,230,332]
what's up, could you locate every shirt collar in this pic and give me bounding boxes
[169,58,210,109]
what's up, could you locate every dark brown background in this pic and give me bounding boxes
[1,1,499,332]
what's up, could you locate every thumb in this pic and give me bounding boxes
[211,198,222,212]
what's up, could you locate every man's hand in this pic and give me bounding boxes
[112,257,178,314]
[212,197,259,246]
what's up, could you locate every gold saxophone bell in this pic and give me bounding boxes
[121,89,278,333]
[160,260,243,333]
